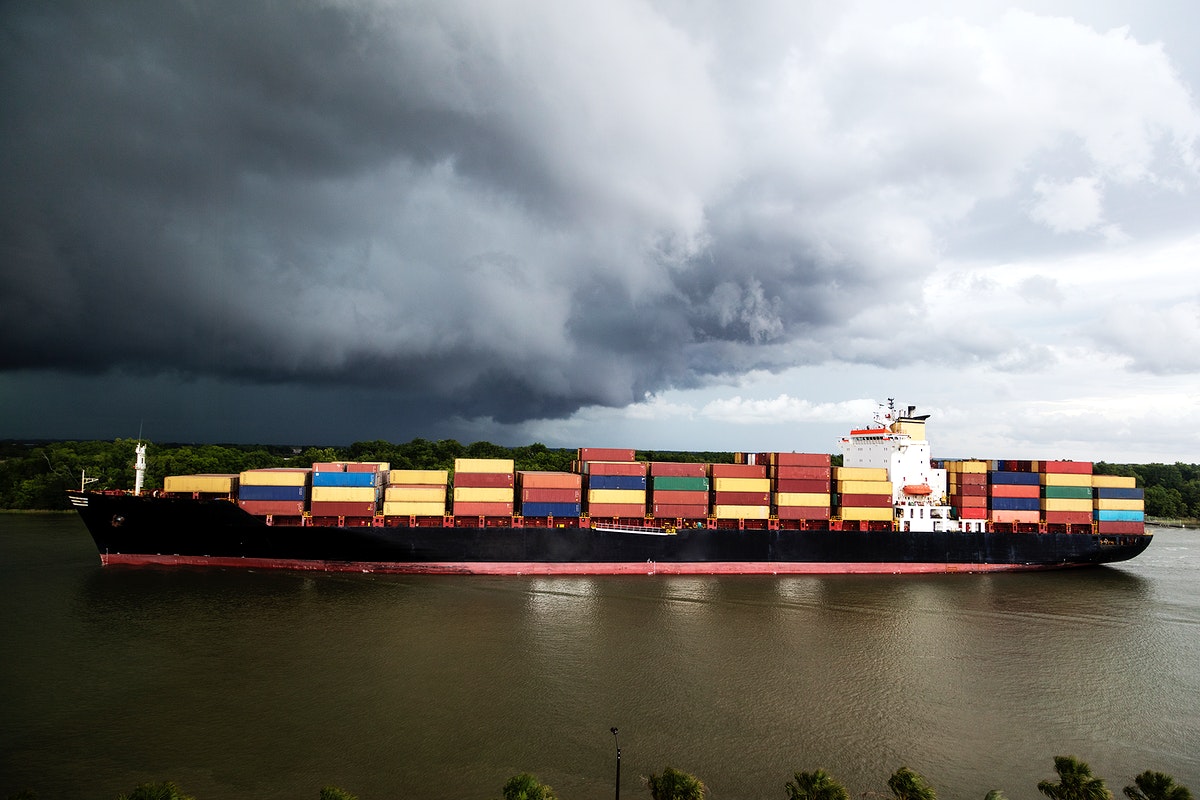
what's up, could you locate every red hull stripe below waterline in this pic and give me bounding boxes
[99,553,1069,575]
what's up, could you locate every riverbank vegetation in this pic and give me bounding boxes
[0,438,1197,520]
[2,757,1191,800]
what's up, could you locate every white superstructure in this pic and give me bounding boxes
[840,400,984,533]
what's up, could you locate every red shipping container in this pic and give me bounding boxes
[951,472,987,486]
[454,472,515,488]
[774,478,832,493]
[521,488,582,503]
[517,471,581,489]
[771,452,832,467]
[1096,521,1144,534]
[956,506,988,519]
[950,485,987,497]
[309,500,377,517]
[650,461,708,477]
[989,484,1040,498]
[772,465,833,480]
[346,462,385,473]
[239,500,306,516]
[587,503,647,518]
[990,509,1040,523]
[1044,510,1092,524]
[311,462,347,473]
[1040,460,1093,475]
[776,505,831,520]
[652,503,711,518]
[453,501,514,516]
[579,447,636,462]
[650,490,709,505]
[713,490,770,505]
[585,461,648,476]
[836,494,893,508]
[710,463,767,478]
[951,495,987,508]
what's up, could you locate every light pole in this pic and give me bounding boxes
[611,727,621,800]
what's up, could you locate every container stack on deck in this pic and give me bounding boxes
[163,473,238,499]
[711,463,770,519]
[452,458,515,518]
[518,471,583,519]
[383,469,449,519]
[311,462,385,522]
[578,448,646,520]
[946,460,988,520]
[1040,461,1093,528]
[988,462,1041,525]
[834,466,893,521]
[1092,474,1144,532]
[764,452,833,522]
[237,468,310,518]
[649,462,710,520]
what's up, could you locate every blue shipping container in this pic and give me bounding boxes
[1094,509,1144,522]
[587,475,647,490]
[312,471,378,488]
[990,497,1040,511]
[1093,487,1143,500]
[988,471,1040,486]
[521,502,583,517]
[238,485,307,502]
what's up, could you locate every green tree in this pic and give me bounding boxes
[319,787,359,800]
[985,791,1007,800]
[1037,756,1113,800]
[116,782,194,800]
[888,767,937,800]
[786,769,849,800]
[645,767,706,800]
[1124,771,1192,800]
[500,773,557,800]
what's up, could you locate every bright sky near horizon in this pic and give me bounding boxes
[2,0,1198,463]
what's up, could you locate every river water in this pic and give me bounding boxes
[1,515,1196,800]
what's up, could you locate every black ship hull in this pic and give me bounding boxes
[69,492,1153,575]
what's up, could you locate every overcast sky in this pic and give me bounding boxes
[2,0,1198,463]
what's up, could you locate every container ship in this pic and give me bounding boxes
[68,401,1152,574]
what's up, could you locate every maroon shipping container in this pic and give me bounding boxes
[1096,521,1144,534]
[1043,510,1092,524]
[453,472,515,488]
[346,463,385,473]
[951,495,987,508]
[579,447,636,462]
[836,494,893,508]
[989,484,1040,499]
[772,452,832,468]
[311,462,347,473]
[517,471,581,489]
[952,472,987,486]
[521,488,582,503]
[652,503,710,518]
[585,461,648,477]
[774,478,832,493]
[453,501,514,516]
[309,500,377,517]
[950,485,988,497]
[776,505,831,520]
[649,489,708,505]
[710,463,767,479]
[712,491,770,505]
[587,503,647,517]
[772,465,833,480]
[1040,460,1093,475]
[239,500,306,516]
[649,461,708,477]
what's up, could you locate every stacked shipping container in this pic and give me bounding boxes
[311,461,386,520]
[1092,474,1144,532]
[238,468,310,517]
[988,462,1041,524]
[946,460,988,520]
[453,458,516,517]
[578,448,646,519]
[763,452,832,522]
[834,466,893,521]
[383,469,449,518]
[711,463,770,519]
[519,471,583,518]
[650,462,710,519]
[1041,460,1093,527]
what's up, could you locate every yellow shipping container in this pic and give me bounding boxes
[382,500,446,517]
[838,506,894,521]
[1094,498,1145,511]
[834,466,888,481]
[836,480,893,495]
[774,492,832,507]
[1040,498,1092,512]
[164,474,237,494]
[587,489,646,505]
[711,477,771,492]
[1090,474,1137,489]
[1040,473,1092,487]
[384,486,447,502]
[712,504,770,519]
[388,469,449,486]
[239,469,310,487]
[453,487,515,503]
[453,458,515,474]
[311,486,377,503]
[945,460,987,473]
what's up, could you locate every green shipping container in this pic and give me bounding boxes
[652,476,710,491]
[1043,485,1093,500]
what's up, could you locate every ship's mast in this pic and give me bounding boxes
[133,442,147,496]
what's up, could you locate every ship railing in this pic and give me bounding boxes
[591,522,677,536]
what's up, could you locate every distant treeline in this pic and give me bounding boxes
[1,439,1197,519]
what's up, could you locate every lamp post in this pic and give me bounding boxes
[610,727,621,800]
